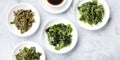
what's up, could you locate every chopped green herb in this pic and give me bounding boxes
[16,47,42,60]
[10,9,35,34]
[46,23,73,50]
[78,0,104,26]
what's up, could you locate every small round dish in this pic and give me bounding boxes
[45,0,67,8]
[12,41,45,60]
[7,3,40,37]
[39,0,72,13]
[75,0,110,30]
[42,17,78,54]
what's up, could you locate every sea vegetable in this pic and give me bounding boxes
[10,9,35,34]
[16,47,42,60]
[46,23,73,50]
[78,0,104,26]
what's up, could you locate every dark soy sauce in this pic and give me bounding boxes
[47,0,64,5]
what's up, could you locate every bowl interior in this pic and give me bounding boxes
[43,18,78,54]
[75,0,110,30]
[12,41,45,60]
[7,3,40,37]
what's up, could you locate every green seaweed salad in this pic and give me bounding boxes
[78,0,104,26]
[46,23,73,50]
[16,47,42,60]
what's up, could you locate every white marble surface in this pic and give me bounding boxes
[0,0,120,60]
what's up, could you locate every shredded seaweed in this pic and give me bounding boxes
[10,9,35,34]
[46,23,73,50]
[78,0,104,26]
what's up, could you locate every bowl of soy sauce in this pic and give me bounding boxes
[45,0,66,8]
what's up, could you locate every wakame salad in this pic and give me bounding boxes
[16,47,42,60]
[46,23,73,50]
[78,0,104,26]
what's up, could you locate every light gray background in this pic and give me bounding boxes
[0,0,120,60]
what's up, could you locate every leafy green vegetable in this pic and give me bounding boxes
[46,23,73,50]
[16,47,42,60]
[78,0,104,26]
[10,9,35,34]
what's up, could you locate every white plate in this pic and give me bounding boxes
[7,3,40,37]
[75,0,110,30]
[42,17,78,54]
[12,41,45,60]
[39,0,73,13]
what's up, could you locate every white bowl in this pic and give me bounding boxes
[40,0,73,13]
[7,3,40,37]
[75,0,110,30]
[12,41,45,60]
[45,0,67,8]
[42,17,78,54]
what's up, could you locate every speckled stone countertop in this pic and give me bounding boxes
[0,0,120,60]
